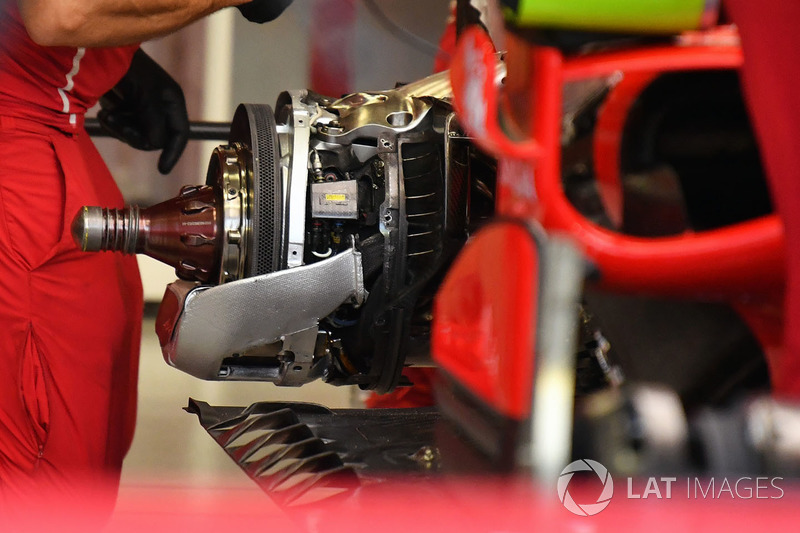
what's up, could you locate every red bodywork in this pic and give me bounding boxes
[433,222,540,419]
[436,25,790,419]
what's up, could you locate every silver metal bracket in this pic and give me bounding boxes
[285,91,316,268]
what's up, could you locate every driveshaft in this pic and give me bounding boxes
[70,184,222,283]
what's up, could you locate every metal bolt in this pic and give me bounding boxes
[412,446,439,470]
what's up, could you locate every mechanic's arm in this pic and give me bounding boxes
[16,0,290,47]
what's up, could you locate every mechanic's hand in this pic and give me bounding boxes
[98,49,189,175]
[236,0,293,24]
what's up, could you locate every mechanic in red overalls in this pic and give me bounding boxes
[0,0,291,504]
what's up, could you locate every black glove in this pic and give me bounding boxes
[236,0,293,24]
[98,49,189,175]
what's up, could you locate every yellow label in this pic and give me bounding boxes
[325,194,347,202]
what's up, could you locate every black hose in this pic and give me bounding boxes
[85,118,230,141]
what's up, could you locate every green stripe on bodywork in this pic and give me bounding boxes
[502,0,706,34]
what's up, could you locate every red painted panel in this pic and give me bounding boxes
[433,222,539,419]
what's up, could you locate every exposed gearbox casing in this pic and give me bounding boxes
[73,65,505,392]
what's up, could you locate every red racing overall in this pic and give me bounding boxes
[0,3,143,496]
